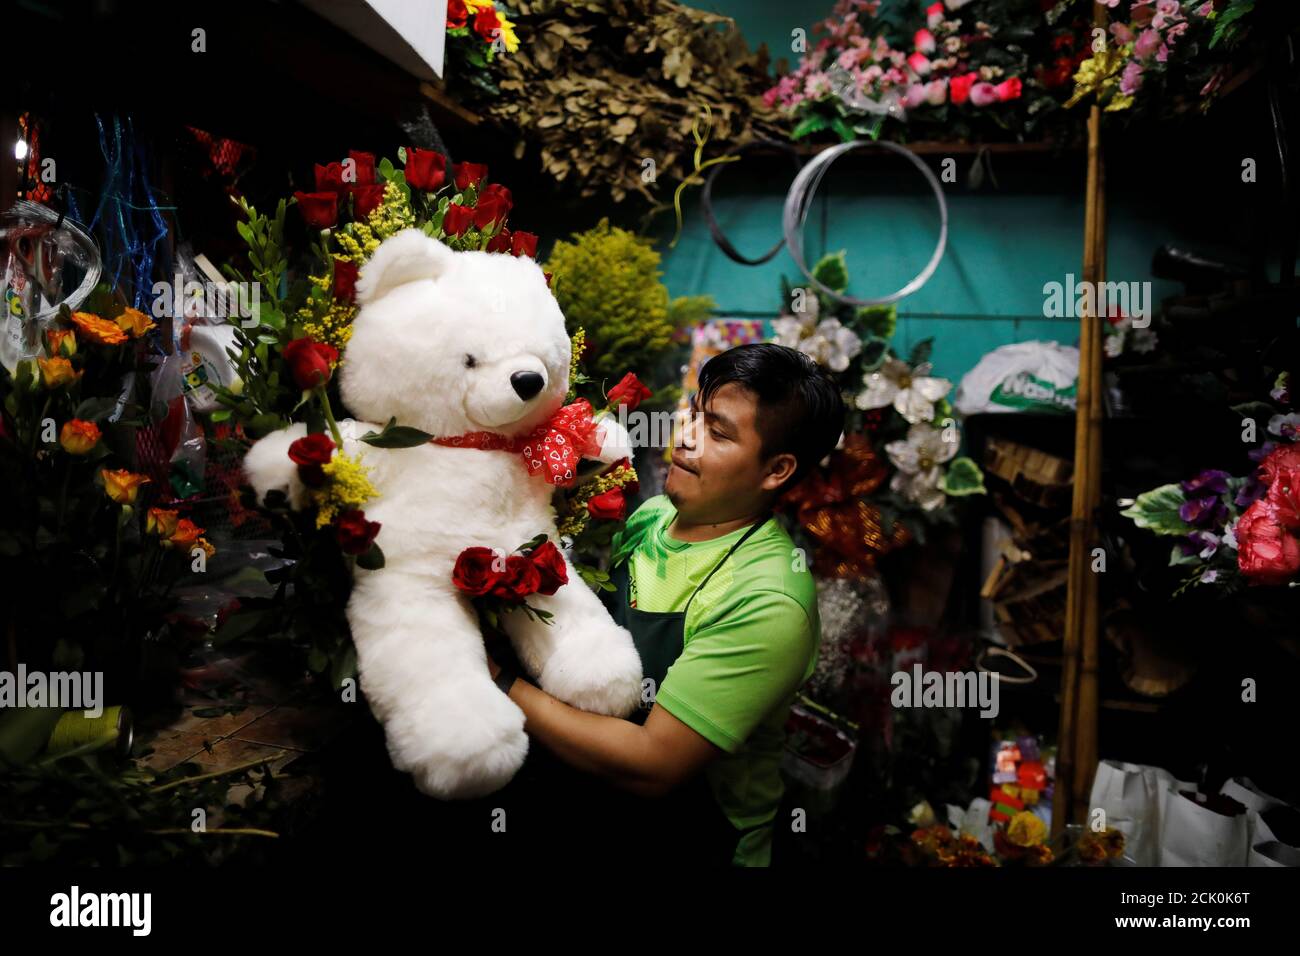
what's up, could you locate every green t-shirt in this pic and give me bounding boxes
[610,495,820,867]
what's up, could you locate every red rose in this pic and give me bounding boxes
[314,162,346,193]
[453,546,504,597]
[995,77,1023,102]
[336,509,382,555]
[294,191,338,229]
[486,227,513,253]
[510,230,539,258]
[481,182,513,214]
[1236,497,1300,585]
[287,432,336,487]
[529,540,569,596]
[454,161,488,191]
[447,0,468,28]
[473,7,502,44]
[333,258,359,302]
[348,150,376,185]
[607,371,652,411]
[350,183,386,220]
[950,71,978,105]
[587,487,627,521]
[405,148,447,191]
[443,203,474,236]
[490,555,541,602]
[1260,443,1300,530]
[282,337,339,389]
[473,193,508,229]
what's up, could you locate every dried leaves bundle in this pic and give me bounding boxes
[488,0,785,205]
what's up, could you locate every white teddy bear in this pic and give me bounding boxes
[243,228,643,799]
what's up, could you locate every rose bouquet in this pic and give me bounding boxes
[210,148,643,682]
[1121,373,1299,591]
[766,0,1055,144]
[0,295,218,683]
[770,253,984,571]
[443,0,521,99]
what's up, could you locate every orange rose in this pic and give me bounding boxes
[46,328,77,357]
[38,357,83,389]
[194,537,217,558]
[166,518,205,550]
[146,507,180,537]
[102,468,151,504]
[114,306,155,338]
[70,311,128,346]
[59,419,101,455]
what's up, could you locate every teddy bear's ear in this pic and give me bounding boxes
[355,228,455,306]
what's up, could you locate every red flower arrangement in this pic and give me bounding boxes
[452,535,569,626]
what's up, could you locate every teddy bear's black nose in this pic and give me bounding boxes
[510,371,545,401]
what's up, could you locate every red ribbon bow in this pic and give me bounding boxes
[431,399,604,488]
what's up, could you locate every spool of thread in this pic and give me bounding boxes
[46,706,133,759]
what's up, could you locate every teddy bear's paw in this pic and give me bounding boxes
[539,624,643,718]
[242,423,309,509]
[394,683,529,800]
[594,415,634,465]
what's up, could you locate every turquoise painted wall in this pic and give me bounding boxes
[655,1,1186,385]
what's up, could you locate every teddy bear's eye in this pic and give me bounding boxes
[464,354,477,369]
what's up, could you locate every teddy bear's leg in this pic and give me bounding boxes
[501,556,643,718]
[348,570,529,799]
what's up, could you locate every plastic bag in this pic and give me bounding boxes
[954,341,1079,416]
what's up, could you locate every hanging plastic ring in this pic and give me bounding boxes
[782,140,948,306]
[700,140,803,266]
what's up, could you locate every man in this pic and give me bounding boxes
[485,343,845,866]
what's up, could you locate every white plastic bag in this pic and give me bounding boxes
[1088,760,1195,866]
[954,341,1079,415]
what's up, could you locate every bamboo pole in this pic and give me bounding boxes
[1053,4,1108,836]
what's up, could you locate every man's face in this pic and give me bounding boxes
[665,382,792,522]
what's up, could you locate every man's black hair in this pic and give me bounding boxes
[696,342,846,493]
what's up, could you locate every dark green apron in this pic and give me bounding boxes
[599,512,774,865]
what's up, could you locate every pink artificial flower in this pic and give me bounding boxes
[1099,0,1121,6]
[1166,20,1189,44]
[1120,60,1145,96]
[969,81,999,107]
[907,51,932,77]
[805,71,832,97]
[762,87,779,108]
[862,64,883,84]
[1110,22,1134,45]
[1194,1,1213,15]
[914,28,937,54]
[1200,70,1225,97]
[1134,28,1161,60]
[995,77,1022,102]
[950,71,978,104]
[1152,0,1182,29]
[927,2,943,29]
[1155,43,1170,63]
[925,78,948,105]
[905,83,929,109]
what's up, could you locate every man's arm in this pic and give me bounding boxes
[487,656,720,798]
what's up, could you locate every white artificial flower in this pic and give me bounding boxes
[885,422,958,511]
[855,357,952,423]
[772,311,862,373]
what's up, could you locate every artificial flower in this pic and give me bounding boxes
[969,82,999,107]
[885,423,958,511]
[350,183,386,220]
[452,546,503,597]
[607,372,653,411]
[348,149,377,185]
[333,258,359,302]
[529,540,568,596]
[490,555,541,602]
[1236,496,1300,585]
[443,203,474,236]
[454,162,489,191]
[288,432,337,487]
[166,518,205,551]
[587,487,627,521]
[855,357,951,423]
[950,71,978,104]
[510,230,539,258]
[146,507,180,537]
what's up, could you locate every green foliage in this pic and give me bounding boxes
[547,219,707,388]
[1120,484,1193,536]
[812,252,850,294]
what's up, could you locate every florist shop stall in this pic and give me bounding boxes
[1,0,1298,890]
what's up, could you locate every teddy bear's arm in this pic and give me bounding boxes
[591,414,634,465]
